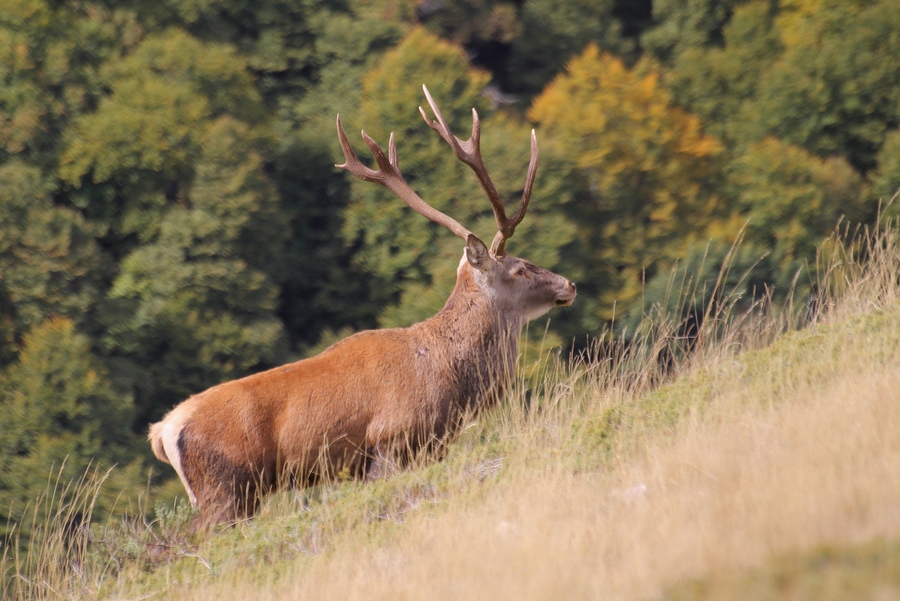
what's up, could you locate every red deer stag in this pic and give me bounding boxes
[148,86,576,526]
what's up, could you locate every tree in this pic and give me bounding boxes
[0,161,103,367]
[641,0,741,62]
[747,0,900,173]
[127,0,413,119]
[660,1,782,145]
[507,0,624,94]
[528,45,725,325]
[0,0,140,165]
[146,0,411,354]
[59,28,267,242]
[871,130,900,213]
[661,0,900,174]
[0,2,145,365]
[106,117,288,424]
[0,318,135,541]
[724,137,866,290]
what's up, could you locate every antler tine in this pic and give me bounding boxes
[335,114,472,242]
[419,86,505,218]
[418,87,480,159]
[490,128,539,257]
[388,132,399,169]
[336,114,379,182]
[419,85,538,257]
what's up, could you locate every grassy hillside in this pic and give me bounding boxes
[4,226,900,600]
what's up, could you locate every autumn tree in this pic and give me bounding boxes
[528,45,725,326]
[661,0,900,174]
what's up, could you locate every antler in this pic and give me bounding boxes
[418,85,539,257]
[335,114,473,242]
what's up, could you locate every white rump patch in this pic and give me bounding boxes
[159,403,199,506]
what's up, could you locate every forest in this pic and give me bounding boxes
[1,0,899,541]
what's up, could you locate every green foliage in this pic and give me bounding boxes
[529,45,725,325]
[663,0,900,173]
[59,28,263,185]
[508,0,624,94]
[0,161,103,365]
[747,0,900,172]
[870,129,900,211]
[0,0,141,162]
[218,0,410,352]
[661,1,782,145]
[357,26,492,140]
[414,0,637,97]
[137,0,414,110]
[725,137,867,288]
[107,117,287,423]
[642,0,740,61]
[342,27,494,319]
[421,0,521,47]
[0,318,135,541]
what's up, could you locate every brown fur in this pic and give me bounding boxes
[149,93,576,525]
[148,248,575,525]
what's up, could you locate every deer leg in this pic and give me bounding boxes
[364,445,396,481]
[178,428,271,526]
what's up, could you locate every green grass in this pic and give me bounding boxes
[665,539,900,601]
[4,223,900,600]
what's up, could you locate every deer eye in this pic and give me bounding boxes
[513,266,527,278]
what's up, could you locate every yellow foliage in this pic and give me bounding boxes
[529,44,724,319]
[530,45,720,169]
[776,0,867,48]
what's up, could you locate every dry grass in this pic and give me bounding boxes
[5,221,900,600]
[170,313,900,601]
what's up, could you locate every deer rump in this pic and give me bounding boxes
[149,86,576,527]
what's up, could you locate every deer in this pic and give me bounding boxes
[148,86,576,526]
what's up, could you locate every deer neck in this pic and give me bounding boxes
[424,266,521,373]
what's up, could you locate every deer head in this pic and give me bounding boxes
[149,87,576,528]
[336,85,576,327]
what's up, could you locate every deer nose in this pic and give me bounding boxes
[569,281,577,292]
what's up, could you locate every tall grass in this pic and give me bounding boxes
[5,218,900,600]
[1,464,112,600]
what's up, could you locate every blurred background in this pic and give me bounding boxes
[0,0,898,534]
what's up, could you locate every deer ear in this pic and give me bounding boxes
[465,234,490,271]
